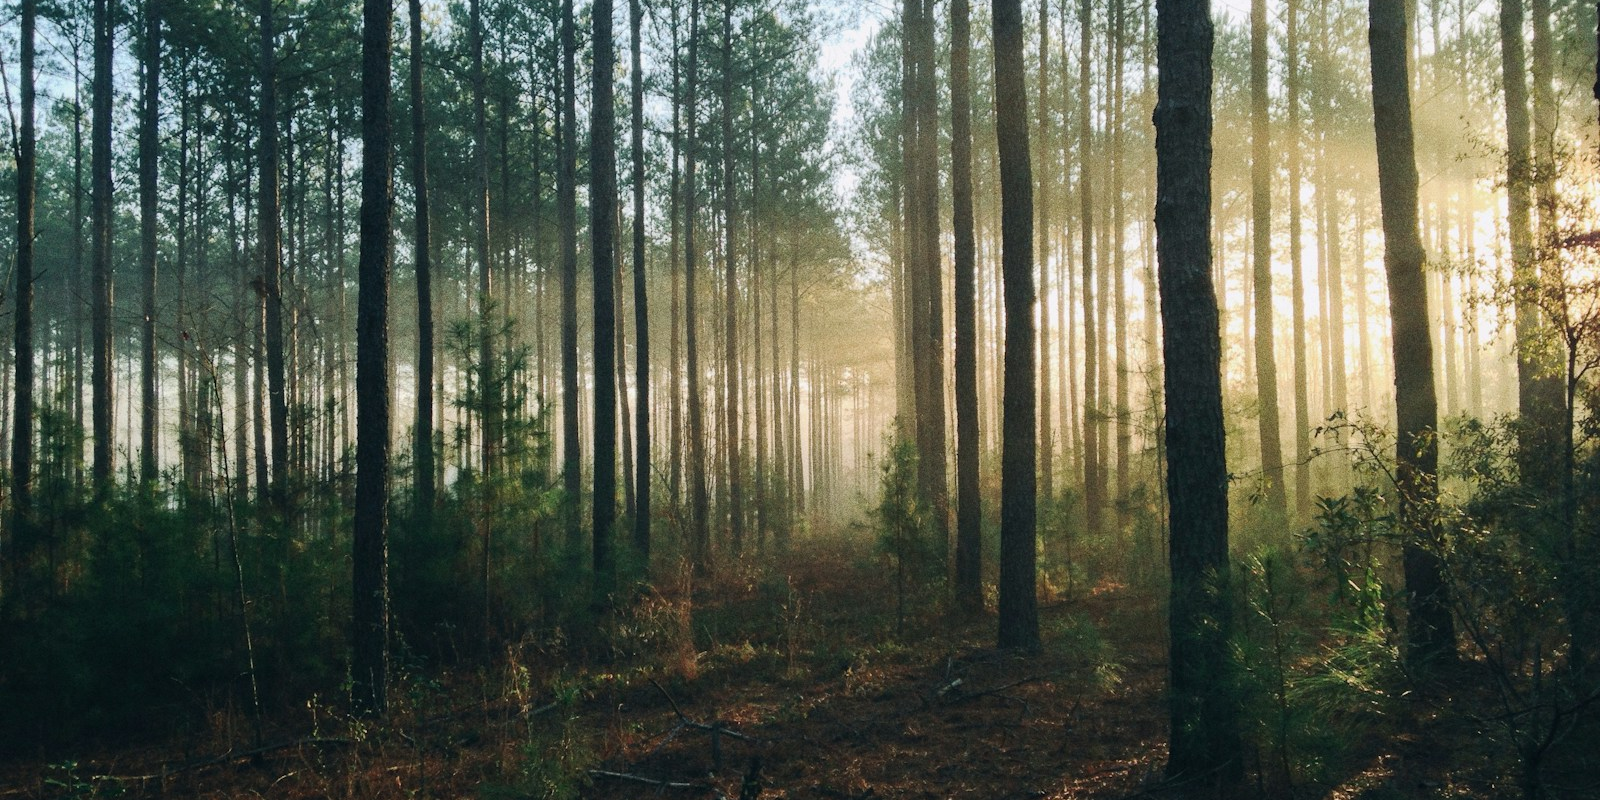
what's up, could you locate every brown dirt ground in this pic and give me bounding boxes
[0,542,1585,799]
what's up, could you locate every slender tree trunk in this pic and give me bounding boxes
[1368,0,1455,664]
[1078,0,1102,536]
[1112,0,1131,529]
[467,22,495,651]
[1156,0,1241,780]
[669,0,684,504]
[91,0,115,496]
[560,0,583,553]
[1501,0,1560,484]
[686,0,710,574]
[12,0,37,588]
[471,0,497,492]
[1287,0,1311,523]
[951,0,982,613]
[352,0,393,717]
[409,0,435,510]
[259,0,289,510]
[721,0,744,557]
[1251,0,1287,517]
[1037,0,1054,504]
[630,0,651,561]
[616,222,635,515]
[994,0,1038,651]
[140,0,161,487]
[592,0,620,608]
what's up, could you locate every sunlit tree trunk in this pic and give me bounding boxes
[1078,0,1102,536]
[1112,0,1131,530]
[1368,0,1455,664]
[1251,0,1287,518]
[1500,0,1555,485]
[1287,0,1311,523]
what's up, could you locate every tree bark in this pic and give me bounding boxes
[721,0,744,557]
[1368,0,1455,664]
[1287,0,1311,523]
[630,0,651,562]
[1156,0,1241,781]
[259,0,289,510]
[686,0,711,575]
[951,0,981,613]
[560,0,583,555]
[12,0,37,584]
[352,0,394,717]
[409,0,435,511]
[139,0,161,488]
[994,0,1038,652]
[1078,0,1102,536]
[592,0,620,607]
[1251,0,1287,518]
[91,0,115,497]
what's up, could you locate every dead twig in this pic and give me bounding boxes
[588,768,712,791]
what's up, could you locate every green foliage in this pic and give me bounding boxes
[875,421,943,634]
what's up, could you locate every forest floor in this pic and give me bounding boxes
[0,536,1586,799]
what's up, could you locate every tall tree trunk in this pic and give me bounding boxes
[468,10,495,653]
[140,0,161,487]
[12,0,37,586]
[615,223,635,515]
[1156,0,1241,780]
[560,0,583,553]
[669,0,684,504]
[1037,0,1054,504]
[630,0,651,561]
[1112,0,1131,529]
[994,0,1038,651]
[1501,0,1540,479]
[91,0,115,496]
[951,0,982,613]
[1078,0,1102,536]
[72,38,86,476]
[686,0,710,574]
[471,0,497,490]
[352,0,393,717]
[259,0,289,510]
[1368,0,1455,664]
[592,0,620,607]
[721,0,744,556]
[1287,0,1311,523]
[1251,0,1287,517]
[410,0,435,511]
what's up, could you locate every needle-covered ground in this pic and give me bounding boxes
[1,537,1593,799]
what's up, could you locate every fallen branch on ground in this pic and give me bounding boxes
[588,769,711,791]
